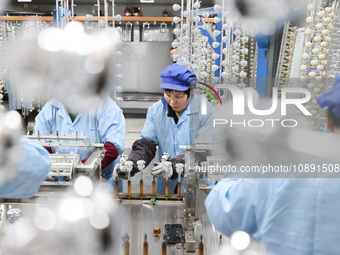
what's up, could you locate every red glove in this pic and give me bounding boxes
[44,147,53,154]
[81,142,118,170]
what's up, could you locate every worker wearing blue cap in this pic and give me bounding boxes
[205,77,340,254]
[113,63,214,195]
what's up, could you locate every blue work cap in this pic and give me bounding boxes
[160,63,197,91]
[316,75,340,118]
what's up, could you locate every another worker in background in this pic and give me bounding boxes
[0,110,50,199]
[113,63,214,195]
[0,137,51,198]
[34,96,126,191]
[205,76,340,255]
[170,47,177,63]
[2,66,29,129]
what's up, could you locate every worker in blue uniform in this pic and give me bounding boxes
[205,76,340,255]
[2,67,30,130]
[0,137,51,199]
[2,67,22,111]
[113,63,214,195]
[34,96,126,191]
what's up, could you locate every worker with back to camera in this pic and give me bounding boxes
[113,63,214,195]
[205,76,340,254]
[0,110,51,199]
[34,95,126,191]
[0,137,51,198]
[2,66,30,129]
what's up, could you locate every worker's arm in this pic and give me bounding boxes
[34,101,54,153]
[0,137,51,199]
[128,138,157,176]
[81,142,119,169]
[82,98,126,169]
[34,101,53,136]
[204,178,258,237]
[97,98,126,155]
[126,104,158,176]
[113,105,158,179]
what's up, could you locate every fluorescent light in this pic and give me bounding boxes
[18,0,32,2]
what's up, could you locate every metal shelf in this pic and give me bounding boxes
[0,16,214,22]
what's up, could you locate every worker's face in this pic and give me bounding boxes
[164,89,191,113]
[170,49,176,60]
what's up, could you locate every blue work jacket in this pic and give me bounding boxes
[0,138,51,198]
[34,97,126,181]
[141,93,214,195]
[206,177,340,255]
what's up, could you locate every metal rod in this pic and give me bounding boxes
[188,0,194,69]
[56,0,59,28]
[165,180,169,197]
[152,177,156,196]
[140,179,144,197]
[97,0,100,28]
[143,234,148,255]
[162,234,167,255]
[115,178,119,196]
[124,241,130,255]
[112,0,115,28]
[219,1,225,85]
[178,0,184,65]
[177,181,181,197]
[104,0,108,28]
[71,0,75,21]
[198,234,204,255]
[60,0,64,28]
[66,0,69,24]
[128,180,131,197]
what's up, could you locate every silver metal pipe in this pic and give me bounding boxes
[104,0,108,28]
[112,0,115,28]
[188,0,194,69]
[56,0,59,28]
[60,0,63,28]
[61,0,67,28]
[179,0,184,65]
[62,0,66,28]
[97,0,100,29]
[71,0,75,21]
[218,2,225,85]
[66,0,69,24]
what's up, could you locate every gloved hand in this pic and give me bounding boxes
[151,162,173,179]
[112,163,129,180]
[44,175,58,182]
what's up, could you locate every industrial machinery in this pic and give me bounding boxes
[274,0,340,130]
[24,133,105,193]
[3,0,338,254]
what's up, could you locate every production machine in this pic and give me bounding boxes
[275,0,340,130]
[113,140,225,255]
[4,0,333,253]
[25,132,106,193]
